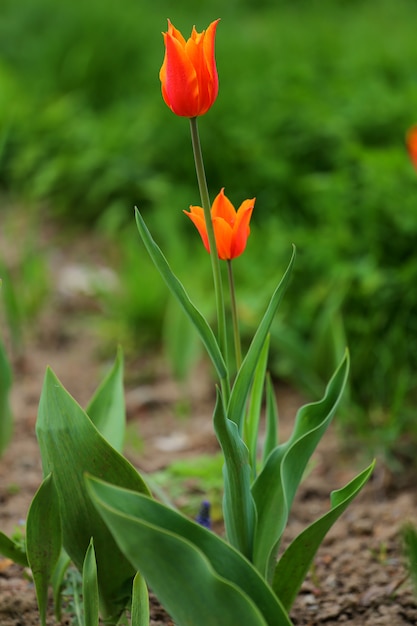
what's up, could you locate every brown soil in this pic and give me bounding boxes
[1,243,417,625]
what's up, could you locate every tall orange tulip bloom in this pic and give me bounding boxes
[407,125,417,171]
[184,189,255,260]
[159,19,220,118]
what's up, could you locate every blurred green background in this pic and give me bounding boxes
[1,0,417,462]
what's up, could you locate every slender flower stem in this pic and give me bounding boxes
[227,260,242,371]
[189,117,230,402]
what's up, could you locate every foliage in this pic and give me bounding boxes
[1,0,416,451]
[0,334,12,457]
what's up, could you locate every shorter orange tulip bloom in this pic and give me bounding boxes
[407,125,417,171]
[159,19,220,118]
[184,189,255,260]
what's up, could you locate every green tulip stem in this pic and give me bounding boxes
[227,260,242,371]
[189,117,230,402]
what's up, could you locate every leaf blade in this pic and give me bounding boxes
[135,208,227,382]
[272,460,375,610]
[86,476,293,626]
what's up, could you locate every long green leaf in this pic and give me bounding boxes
[227,247,295,430]
[26,474,62,626]
[0,337,12,457]
[252,351,349,580]
[51,549,71,622]
[83,538,99,626]
[86,476,293,626]
[263,373,278,465]
[86,347,125,453]
[273,460,375,610]
[213,390,255,559]
[36,367,151,623]
[135,208,227,382]
[131,572,149,626]
[0,531,28,567]
[244,335,270,477]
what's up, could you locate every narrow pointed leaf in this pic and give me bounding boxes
[252,351,349,579]
[0,337,12,457]
[0,531,28,567]
[263,373,278,464]
[83,538,99,626]
[86,347,125,452]
[131,572,149,626]
[51,550,71,622]
[213,390,255,559]
[26,474,62,626]
[273,460,375,610]
[86,476,293,626]
[228,247,295,430]
[36,367,150,623]
[135,208,227,382]
[245,335,270,476]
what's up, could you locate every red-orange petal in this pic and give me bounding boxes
[211,188,236,225]
[407,125,417,171]
[230,198,255,258]
[162,33,199,117]
[184,206,210,253]
[212,217,233,260]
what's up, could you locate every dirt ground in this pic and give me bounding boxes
[1,244,417,625]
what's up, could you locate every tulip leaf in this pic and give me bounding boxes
[213,389,256,559]
[135,208,227,382]
[82,538,99,626]
[0,336,12,457]
[86,476,294,626]
[272,460,375,610]
[131,571,149,626]
[252,351,349,580]
[263,373,279,464]
[26,473,62,626]
[86,346,125,453]
[36,367,151,623]
[244,335,270,476]
[51,549,71,622]
[0,531,28,567]
[228,247,295,430]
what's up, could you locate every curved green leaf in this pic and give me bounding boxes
[26,473,62,626]
[273,460,375,610]
[245,335,270,476]
[252,351,349,579]
[213,390,256,559]
[86,476,293,626]
[51,549,71,622]
[263,373,279,464]
[86,347,125,453]
[135,208,227,382]
[0,337,12,457]
[36,367,150,623]
[228,247,295,430]
[0,531,28,567]
[131,572,149,626]
[83,538,99,626]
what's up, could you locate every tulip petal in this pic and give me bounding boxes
[231,200,255,258]
[160,20,219,117]
[407,125,417,171]
[162,33,199,117]
[212,188,236,225]
[184,207,210,253]
[213,217,233,260]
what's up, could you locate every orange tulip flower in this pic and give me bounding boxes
[184,189,255,260]
[159,19,220,118]
[407,125,417,171]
